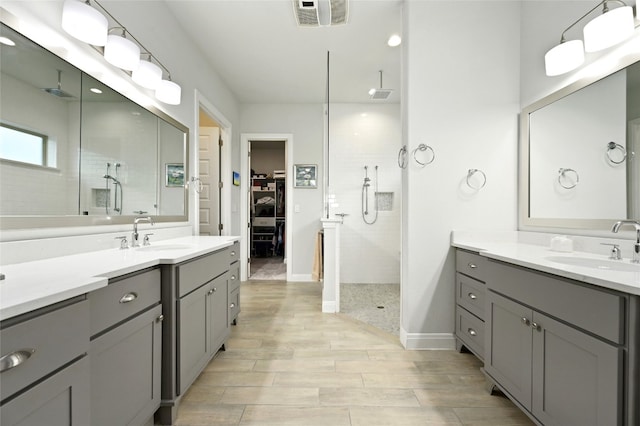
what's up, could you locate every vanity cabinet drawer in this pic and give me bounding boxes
[178,248,229,297]
[229,264,240,293]
[456,250,487,282]
[456,273,485,320]
[487,260,625,344]
[0,299,89,401]
[89,268,160,337]
[456,307,484,358]
[229,241,239,264]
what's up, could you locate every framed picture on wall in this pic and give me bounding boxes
[166,163,185,187]
[294,164,317,188]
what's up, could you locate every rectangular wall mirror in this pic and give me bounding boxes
[520,52,640,232]
[0,22,189,230]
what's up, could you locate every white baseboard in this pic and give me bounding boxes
[288,273,314,282]
[322,301,336,313]
[400,329,456,350]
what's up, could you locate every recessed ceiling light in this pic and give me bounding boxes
[0,36,16,46]
[387,34,401,47]
[90,87,103,94]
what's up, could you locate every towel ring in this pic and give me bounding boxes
[606,141,627,164]
[412,144,435,167]
[189,177,204,193]
[398,145,408,169]
[466,169,486,190]
[558,168,579,189]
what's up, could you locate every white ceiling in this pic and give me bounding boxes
[163,0,402,104]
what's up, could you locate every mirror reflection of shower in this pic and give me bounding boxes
[103,162,123,215]
[362,165,378,225]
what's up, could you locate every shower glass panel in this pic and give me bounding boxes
[79,73,158,216]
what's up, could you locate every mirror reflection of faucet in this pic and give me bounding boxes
[611,220,640,264]
[132,216,154,247]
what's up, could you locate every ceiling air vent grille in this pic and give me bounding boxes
[293,0,349,27]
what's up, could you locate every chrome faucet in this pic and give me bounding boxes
[132,216,154,247]
[611,220,640,263]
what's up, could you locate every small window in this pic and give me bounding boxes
[0,123,48,166]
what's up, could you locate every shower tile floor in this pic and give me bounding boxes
[340,283,400,336]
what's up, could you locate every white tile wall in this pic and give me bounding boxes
[328,104,401,284]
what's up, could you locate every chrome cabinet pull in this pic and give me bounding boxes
[119,292,138,304]
[468,293,477,300]
[156,314,164,323]
[531,322,541,332]
[468,263,477,269]
[230,303,235,308]
[0,349,35,373]
[207,289,214,295]
[521,317,531,326]
[231,251,236,256]
[467,328,477,337]
[213,287,217,292]
[231,275,236,281]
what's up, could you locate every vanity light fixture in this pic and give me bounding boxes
[155,78,182,105]
[544,0,637,76]
[132,55,162,90]
[104,28,140,71]
[59,0,181,105]
[61,0,108,46]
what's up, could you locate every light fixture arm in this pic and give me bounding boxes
[558,0,628,43]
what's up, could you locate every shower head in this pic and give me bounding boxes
[368,70,393,100]
[42,70,75,99]
[104,174,120,184]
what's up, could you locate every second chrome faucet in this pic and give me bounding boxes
[132,216,154,247]
[611,220,640,264]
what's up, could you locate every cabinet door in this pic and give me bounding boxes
[485,291,533,409]
[90,305,162,426]
[531,312,622,426]
[1,357,89,426]
[178,284,210,395]
[210,273,229,353]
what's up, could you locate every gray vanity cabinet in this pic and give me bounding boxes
[0,298,90,426]
[229,241,240,325]
[88,268,162,426]
[158,246,232,425]
[485,259,633,426]
[455,250,487,360]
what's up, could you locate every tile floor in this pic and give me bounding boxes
[173,280,534,425]
[249,256,286,281]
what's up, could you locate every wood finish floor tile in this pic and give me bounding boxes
[172,281,533,426]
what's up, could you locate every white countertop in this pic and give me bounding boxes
[0,236,239,321]
[451,231,640,296]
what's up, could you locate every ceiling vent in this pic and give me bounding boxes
[293,0,349,27]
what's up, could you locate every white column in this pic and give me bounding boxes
[321,218,341,313]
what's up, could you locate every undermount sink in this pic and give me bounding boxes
[135,244,194,252]
[545,256,640,272]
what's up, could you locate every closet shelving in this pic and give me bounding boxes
[251,177,285,257]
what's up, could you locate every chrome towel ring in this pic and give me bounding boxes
[398,145,408,169]
[412,144,435,167]
[466,169,486,190]
[606,141,627,164]
[558,168,579,189]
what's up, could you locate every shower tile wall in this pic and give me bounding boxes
[329,104,401,284]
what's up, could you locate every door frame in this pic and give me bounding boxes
[240,133,293,282]
[194,90,231,236]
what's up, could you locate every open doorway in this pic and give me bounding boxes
[248,140,286,280]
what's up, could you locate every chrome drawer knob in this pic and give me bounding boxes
[468,263,478,269]
[531,322,541,332]
[231,275,236,280]
[231,251,236,256]
[156,314,164,323]
[207,289,214,295]
[521,317,531,326]
[468,292,477,300]
[468,328,477,337]
[230,303,235,308]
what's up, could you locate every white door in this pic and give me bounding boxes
[199,127,220,235]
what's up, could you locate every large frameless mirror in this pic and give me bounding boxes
[0,22,188,230]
